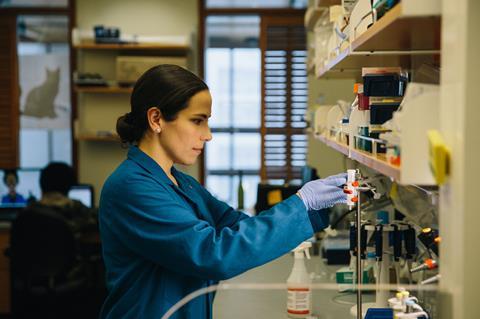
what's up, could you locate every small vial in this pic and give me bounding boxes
[345,169,358,209]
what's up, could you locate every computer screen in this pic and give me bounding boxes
[68,185,94,208]
[0,168,41,208]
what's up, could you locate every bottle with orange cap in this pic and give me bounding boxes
[344,169,359,210]
[418,227,440,256]
[410,258,438,273]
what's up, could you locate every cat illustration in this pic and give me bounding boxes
[23,67,60,119]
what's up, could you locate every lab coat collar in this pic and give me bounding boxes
[128,146,214,224]
[127,146,191,190]
[127,146,175,186]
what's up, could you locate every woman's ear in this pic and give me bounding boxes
[146,107,163,133]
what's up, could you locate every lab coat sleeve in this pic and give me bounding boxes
[193,181,251,229]
[103,176,314,281]
[190,176,330,233]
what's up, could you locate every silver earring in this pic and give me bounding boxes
[155,128,161,133]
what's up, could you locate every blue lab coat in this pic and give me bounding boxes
[99,146,329,319]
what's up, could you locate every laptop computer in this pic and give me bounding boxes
[68,184,94,208]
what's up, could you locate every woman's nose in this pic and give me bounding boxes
[203,126,212,142]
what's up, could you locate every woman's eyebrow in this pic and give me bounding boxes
[191,114,211,119]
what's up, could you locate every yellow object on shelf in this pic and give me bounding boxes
[389,182,398,200]
[427,130,451,185]
[267,189,282,206]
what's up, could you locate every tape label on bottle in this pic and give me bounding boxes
[287,287,311,315]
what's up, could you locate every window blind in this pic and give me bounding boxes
[0,16,19,168]
[261,15,307,182]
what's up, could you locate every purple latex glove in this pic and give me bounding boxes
[298,173,348,210]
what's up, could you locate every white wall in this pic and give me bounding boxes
[439,0,480,318]
[76,0,198,37]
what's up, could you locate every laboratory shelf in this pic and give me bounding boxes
[73,41,189,53]
[317,47,418,78]
[315,134,349,156]
[315,134,400,180]
[316,2,441,78]
[305,0,342,31]
[353,3,440,52]
[305,0,342,29]
[74,85,133,94]
[305,7,325,31]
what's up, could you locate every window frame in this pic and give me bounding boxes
[198,0,306,185]
[0,1,76,171]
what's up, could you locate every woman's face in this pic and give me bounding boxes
[5,174,18,192]
[159,90,212,166]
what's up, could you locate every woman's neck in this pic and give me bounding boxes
[138,136,178,186]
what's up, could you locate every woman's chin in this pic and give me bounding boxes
[176,157,197,166]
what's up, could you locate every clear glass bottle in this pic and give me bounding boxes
[237,170,244,210]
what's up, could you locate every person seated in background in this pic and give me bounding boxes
[28,162,97,238]
[14,163,101,315]
[2,169,27,205]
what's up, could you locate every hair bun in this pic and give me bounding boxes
[116,113,137,144]
[124,112,134,124]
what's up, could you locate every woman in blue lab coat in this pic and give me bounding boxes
[99,64,347,319]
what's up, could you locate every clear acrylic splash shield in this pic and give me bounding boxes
[161,281,439,319]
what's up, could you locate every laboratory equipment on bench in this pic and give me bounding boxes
[342,170,381,318]
[410,259,438,273]
[421,274,440,285]
[387,289,430,318]
[417,228,440,257]
[287,241,313,318]
[339,170,435,318]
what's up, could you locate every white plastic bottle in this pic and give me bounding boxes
[287,241,313,318]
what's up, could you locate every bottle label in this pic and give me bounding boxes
[287,287,311,315]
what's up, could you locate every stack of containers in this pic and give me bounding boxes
[360,67,408,154]
[348,83,370,153]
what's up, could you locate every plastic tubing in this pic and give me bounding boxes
[160,283,437,319]
[395,311,429,319]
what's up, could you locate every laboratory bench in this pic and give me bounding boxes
[214,252,372,319]
[213,250,437,319]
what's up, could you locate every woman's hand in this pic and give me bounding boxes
[297,173,348,210]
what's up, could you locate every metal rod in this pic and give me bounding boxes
[356,191,363,319]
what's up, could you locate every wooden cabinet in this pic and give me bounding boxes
[0,225,11,314]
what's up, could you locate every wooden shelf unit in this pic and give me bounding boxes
[316,3,441,78]
[315,134,400,180]
[74,86,133,94]
[352,3,440,52]
[74,40,190,144]
[73,41,189,53]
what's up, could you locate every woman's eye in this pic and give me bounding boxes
[192,119,202,125]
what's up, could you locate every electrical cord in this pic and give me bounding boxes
[330,207,356,230]
[329,197,392,230]
[331,292,357,306]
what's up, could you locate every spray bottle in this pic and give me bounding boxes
[287,241,312,318]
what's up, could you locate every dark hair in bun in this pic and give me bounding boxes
[116,64,208,144]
